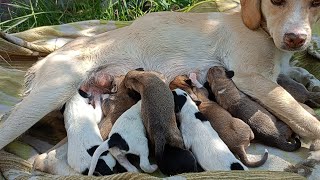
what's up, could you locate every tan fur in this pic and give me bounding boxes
[1,0,320,160]
[169,75,268,167]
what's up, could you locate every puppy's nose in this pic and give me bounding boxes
[283,33,307,49]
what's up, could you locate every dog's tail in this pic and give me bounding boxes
[88,140,110,176]
[237,147,268,167]
[276,137,301,152]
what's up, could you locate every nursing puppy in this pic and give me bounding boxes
[99,75,140,139]
[124,69,197,175]
[172,88,248,171]
[208,66,301,152]
[88,100,158,175]
[63,91,116,175]
[277,73,320,108]
[170,74,268,167]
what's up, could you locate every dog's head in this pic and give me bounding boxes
[241,0,320,51]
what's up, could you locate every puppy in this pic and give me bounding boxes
[277,73,320,108]
[63,90,116,175]
[208,66,301,152]
[88,100,158,175]
[124,69,197,175]
[173,88,248,171]
[99,75,140,140]
[170,74,268,167]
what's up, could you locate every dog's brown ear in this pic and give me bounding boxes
[240,0,261,30]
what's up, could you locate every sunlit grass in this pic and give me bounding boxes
[0,0,201,33]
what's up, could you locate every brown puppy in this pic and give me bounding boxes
[208,66,301,152]
[277,73,320,108]
[169,74,268,168]
[124,69,197,175]
[99,75,140,139]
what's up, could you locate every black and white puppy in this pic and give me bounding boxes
[88,100,158,175]
[64,90,116,175]
[172,88,248,171]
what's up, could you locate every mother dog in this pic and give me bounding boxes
[1,0,320,160]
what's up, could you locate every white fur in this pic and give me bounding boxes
[64,92,116,173]
[88,100,157,175]
[173,88,248,171]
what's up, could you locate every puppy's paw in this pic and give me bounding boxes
[140,164,158,173]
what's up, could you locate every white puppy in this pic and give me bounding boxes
[172,88,248,171]
[64,90,116,175]
[88,100,157,175]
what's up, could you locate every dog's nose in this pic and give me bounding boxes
[283,33,307,49]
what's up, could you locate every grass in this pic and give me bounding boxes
[0,0,201,33]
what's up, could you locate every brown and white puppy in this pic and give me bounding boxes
[208,66,301,152]
[170,74,268,167]
[124,69,198,175]
[277,73,320,108]
[99,75,140,140]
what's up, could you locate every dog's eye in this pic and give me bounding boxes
[271,0,285,6]
[311,0,320,7]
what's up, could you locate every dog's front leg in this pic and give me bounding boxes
[233,73,320,158]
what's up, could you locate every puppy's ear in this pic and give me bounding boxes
[110,84,118,94]
[135,68,144,71]
[128,89,141,101]
[194,100,202,106]
[226,70,235,79]
[184,79,192,87]
[240,0,261,30]
[78,89,89,98]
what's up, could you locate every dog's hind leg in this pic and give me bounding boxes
[0,53,92,150]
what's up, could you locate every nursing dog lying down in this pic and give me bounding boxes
[2,0,320,173]
[172,88,248,170]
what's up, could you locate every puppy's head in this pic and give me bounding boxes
[241,0,320,51]
[170,75,200,102]
[124,69,166,92]
[207,66,234,82]
[172,88,197,113]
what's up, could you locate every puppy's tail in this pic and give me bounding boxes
[88,140,110,176]
[276,137,301,152]
[237,147,268,167]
